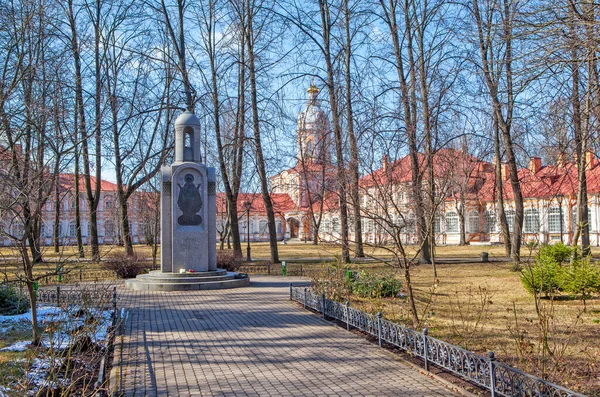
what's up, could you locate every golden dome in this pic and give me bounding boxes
[307,84,319,93]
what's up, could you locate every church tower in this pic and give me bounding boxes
[297,83,331,164]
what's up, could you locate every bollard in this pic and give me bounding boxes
[113,286,117,313]
[303,287,307,309]
[423,328,429,371]
[488,352,496,397]
[300,264,303,277]
[345,301,350,331]
[79,268,83,281]
[321,293,326,319]
[289,283,293,300]
[481,252,489,263]
[377,312,382,347]
[267,263,271,275]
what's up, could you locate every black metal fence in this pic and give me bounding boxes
[290,285,586,397]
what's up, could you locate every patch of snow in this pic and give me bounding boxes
[0,306,62,325]
[1,340,30,352]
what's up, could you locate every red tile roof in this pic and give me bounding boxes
[216,192,298,216]
[361,148,600,202]
[58,174,119,192]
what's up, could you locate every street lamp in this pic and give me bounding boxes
[244,201,252,261]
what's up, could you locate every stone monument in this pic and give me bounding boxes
[126,111,249,291]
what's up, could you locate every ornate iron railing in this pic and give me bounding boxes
[289,285,586,397]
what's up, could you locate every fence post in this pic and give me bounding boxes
[377,312,382,347]
[289,283,293,300]
[303,287,307,309]
[267,263,271,275]
[79,268,82,281]
[56,286,60,306]
[300,264,303,277]
[423,328,429,371]
[345,301,350,331]
[488,352,496,397]
[321,293,326,319]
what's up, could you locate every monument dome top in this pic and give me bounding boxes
[175,110,200,128]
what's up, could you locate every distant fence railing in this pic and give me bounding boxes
[290,286,586,397]
[239,263,309,276]
[1,269,117,290]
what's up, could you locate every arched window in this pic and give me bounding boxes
[183,127,194,161]
[468,211,480,233]
[547,207,562,233]
[524,208,540,233]
[305,140,313,158]
[259,220,268,234]
[483,210,497,233]
[446,211,459,233]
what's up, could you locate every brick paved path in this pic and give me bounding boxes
[112,276,458,397]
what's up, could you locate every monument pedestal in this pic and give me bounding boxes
[126,110,249,291]
[126,269,249,291]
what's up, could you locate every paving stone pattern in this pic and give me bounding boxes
[113,276,458,397]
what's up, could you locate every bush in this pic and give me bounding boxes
[217,251,242,272]
[351,271,402,299]
[563,257,600,300]
[520,243,573,297]
[0,285,29,315]
[102,253,148,279]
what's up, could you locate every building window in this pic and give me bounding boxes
[434,215,442,234]
[12,223,24,238]
[397,191,404,203]
[105,222,115,237]
[332,217,340,234]
[483,210,496,233]
[259,220,268,234]
[468,211,480,233]
[571,206,591,232]
[524,208,540,233]
[406,213,416,234]
[68,223,75,237]
[105,200,113,209]
[324,219,331,233]
[547,207,562,234]
[446,211,459,233]
[505,209,515,232]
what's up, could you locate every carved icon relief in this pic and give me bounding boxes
[177,173,203,226]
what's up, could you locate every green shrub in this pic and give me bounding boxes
[351,271,402,299]
[0,285,29,315]
[563,257,600,300]
[539,242,574,264]
[520,243,572,297]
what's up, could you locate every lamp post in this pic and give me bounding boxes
[244,201,252,261]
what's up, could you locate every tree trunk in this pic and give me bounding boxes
[494,116,511,257]
[343,0,364,258]
[245,0,279,264]
[319,0,350,263]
